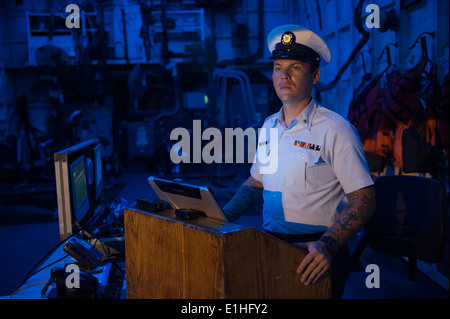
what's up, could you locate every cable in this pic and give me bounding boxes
[9,282,48,299]
[20,198,122,288]
[19,233,77,287]
[23,254,70,282]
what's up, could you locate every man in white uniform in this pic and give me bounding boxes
[223,25,375,298]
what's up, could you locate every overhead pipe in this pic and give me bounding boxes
[315,0,370,100]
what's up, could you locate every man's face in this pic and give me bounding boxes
[272,59,320,105]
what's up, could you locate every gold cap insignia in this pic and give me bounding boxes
[281,31,295,45]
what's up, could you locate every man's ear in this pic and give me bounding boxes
[313,69,321,84]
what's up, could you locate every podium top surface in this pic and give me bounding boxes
[125,206,250,235]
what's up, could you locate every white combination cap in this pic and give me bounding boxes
[267,24,331,67]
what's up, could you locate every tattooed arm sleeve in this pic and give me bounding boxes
[320,185,375,252]
[222,176,263,222]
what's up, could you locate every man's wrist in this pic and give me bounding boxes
[319,236,339,254]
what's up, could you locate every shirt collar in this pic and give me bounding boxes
[274,98,316,130]
[298,98,316,130]
[273,109,286,128]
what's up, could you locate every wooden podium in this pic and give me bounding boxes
[124,207,331,299]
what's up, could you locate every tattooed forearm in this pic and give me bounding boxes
[222,176,263,222]
[322,185,375,249]
[338,211,358,232]
[243,176,264,188]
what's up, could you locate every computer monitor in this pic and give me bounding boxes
[69,155,90,224]
[147,176,229,222]
[54,138,103,240]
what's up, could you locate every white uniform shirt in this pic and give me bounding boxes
[250,98,374,234]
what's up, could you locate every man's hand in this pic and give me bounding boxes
[294,241,332,286]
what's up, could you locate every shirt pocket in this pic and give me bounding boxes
[286,147,321,189]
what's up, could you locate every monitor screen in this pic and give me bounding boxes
[69,155,90,223]
[93,143,103,200]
